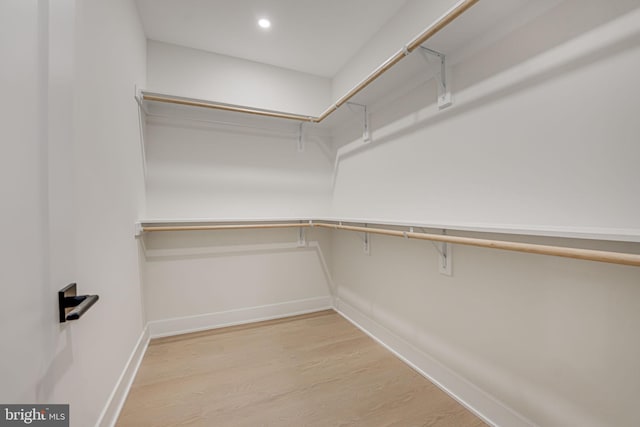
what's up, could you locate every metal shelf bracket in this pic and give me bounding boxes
[429,229,453,276]
[346,102,371,143]
[298,226,307,247]
[134,85,148,177]
[419,46,452,110]
[438,241,453,276]
[298,122,305,152]
[363,224,371,255]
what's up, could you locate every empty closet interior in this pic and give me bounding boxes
[132,1,640,425]
[4,0,639,426]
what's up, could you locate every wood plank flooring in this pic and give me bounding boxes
[117,310,486,427]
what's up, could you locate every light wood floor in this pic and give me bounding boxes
[117,310,486,427]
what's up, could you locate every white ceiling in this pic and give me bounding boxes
[135,0,408,78]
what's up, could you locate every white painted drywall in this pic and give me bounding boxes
[146,40,331,117]
[143,40,336,220]
[142,228,333,327]
[144,114,334,219]
[330,1,640,426]
[0,1,147,426]
[332,0,640,235]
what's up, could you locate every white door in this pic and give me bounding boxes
[0,0,77,403]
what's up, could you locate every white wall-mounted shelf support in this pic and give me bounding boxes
[364,232,370,255]
[134,85,143,105]
[134,85,148,177]
[298,226,307,247]
[347,102,371,143]
[419,46,452,110]
[428,230,452,276]
[297,122,305,152]
[438,241,453,276]
[362,224,371,255]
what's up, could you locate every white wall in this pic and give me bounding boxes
[147,40,331,117]
[144,113,334,219]
[330,1,640,426]
[142,228,333,335]
[0,1,147,426]
[332,0,640,235]
[143,40,335,220]
[143,40,336,221]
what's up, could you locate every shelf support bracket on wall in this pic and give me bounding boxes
[134,85,148,177]
[428,230,452,276]
[438,241,452,276]
[418,47,452,110]
[298,122,305,152]
[346,102,371,143]
[363,224,371,255]
[134,222,143,238]
[298,225,307,247]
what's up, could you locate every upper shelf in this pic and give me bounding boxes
[136,216,640,243]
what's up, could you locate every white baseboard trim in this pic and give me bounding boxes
[147,296,333,339]
[334,298,535,427]
[95,326,150,427]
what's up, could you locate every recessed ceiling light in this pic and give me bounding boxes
[258,18,271,29]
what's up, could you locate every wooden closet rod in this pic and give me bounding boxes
[142,0,480,123]
[140,223,307,232]
[141,221,640,267]
[141,95,316,122]
[318,0,479,121]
